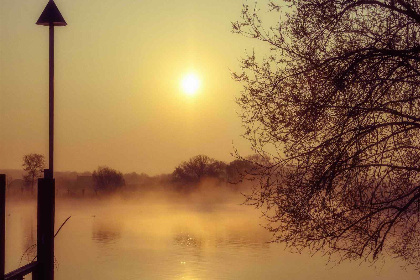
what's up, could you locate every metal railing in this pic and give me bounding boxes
[4,261,38,280]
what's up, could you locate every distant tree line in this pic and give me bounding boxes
[89,154,265,193]
[171,154,269,191]
[10,153,265,196]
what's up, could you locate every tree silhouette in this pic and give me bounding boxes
[172,155,226,189]
[22,153,45,193]
[92,166,125,193]
[226,154,271,184]
[233,0,420,269]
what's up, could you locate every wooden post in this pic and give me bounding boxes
[1,174,5,280]
[37,177,55,280]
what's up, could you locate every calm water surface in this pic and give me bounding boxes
[4,192,419,280]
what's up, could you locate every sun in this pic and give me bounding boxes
[181,73,201,96]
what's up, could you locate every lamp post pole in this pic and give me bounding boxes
[49,21,54,177]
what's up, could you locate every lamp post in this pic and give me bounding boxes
[35,2,66,280]
[36,0,67,178]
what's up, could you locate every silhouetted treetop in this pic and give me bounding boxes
[92,166,125,193]
[22,153,45,192]
[233,0,420,270]
[226,154,271,183]
[172,155,227,187]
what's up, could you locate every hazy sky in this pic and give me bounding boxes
[0,0,264,175]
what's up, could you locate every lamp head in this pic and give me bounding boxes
[36,0,67,26]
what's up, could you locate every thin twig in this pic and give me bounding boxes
[55,216,71,238]
[28,216,72,263]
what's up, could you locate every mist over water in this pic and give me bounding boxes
[4,184,419,280]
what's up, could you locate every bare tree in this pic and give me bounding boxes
[22,153,45,193]
[92,166,125,193]
[172,155,227,189]
[226,154,271,184]
[233,0,420,269]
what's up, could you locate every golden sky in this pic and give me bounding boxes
[0,0,260,174]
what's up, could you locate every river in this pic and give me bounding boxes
[4,191,419,280]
